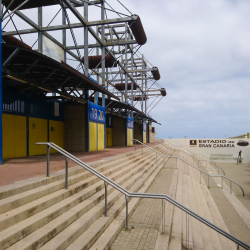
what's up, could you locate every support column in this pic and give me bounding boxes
[101,0,106,148]
[124,24,128,105]
[84,0,89,75]
[38,7,43,53]
[101,0,105,107]
[0,1,3,165]
[94,26,99,105]
[62,8,66,63]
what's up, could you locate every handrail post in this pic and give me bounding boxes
[208,175,209,188]
[65,157,69,189]
[46,145,50,177]
[221,177,223,189]
[125,195,129,230]
[162,199,165,234]
[200,171,201,184]
[104,182,108,216]
[230,181,232,194]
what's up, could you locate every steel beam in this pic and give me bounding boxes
[3,17,135,36]
[65,40,137,50]
[14,11,80,61]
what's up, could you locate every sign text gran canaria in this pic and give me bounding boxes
[198,140,235,148]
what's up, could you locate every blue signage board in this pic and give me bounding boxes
[89,102,105,123]
[127,117,133,129]
[143,123,147,131]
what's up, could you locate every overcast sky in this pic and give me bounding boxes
[121,0,250,139]
[4,0,250,139]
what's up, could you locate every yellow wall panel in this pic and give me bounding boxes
[49,120,64,153]
[106,128,108,147]
[2,114,27,158]
[127,128,133,146]
[106,128,112,147]
[29,118,48,156]
[89,122,97,151]
[14,116,27,158]
[38,119,48,155]
[2,114,15,159]
[143,131,146,144]
[29,117,39,156]
[98,123,104,150]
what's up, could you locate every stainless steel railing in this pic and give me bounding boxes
[157,140,226,176]
[37,142,249,250]
[132,139,245,197]
[160,139,225,175]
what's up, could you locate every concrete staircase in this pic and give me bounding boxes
[0,144,173,250]
[153,149,250,250]
[1,143,250,250]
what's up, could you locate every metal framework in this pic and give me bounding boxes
[1,0,166,124]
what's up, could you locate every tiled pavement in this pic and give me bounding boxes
[111,161,176,250]
[0,142,158,187]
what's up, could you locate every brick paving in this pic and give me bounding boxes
[0,142,159,187]
[110,166,175,250]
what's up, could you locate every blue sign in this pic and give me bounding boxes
[89,102,105,123]
[143,123,147,131]
[127,117,133,129]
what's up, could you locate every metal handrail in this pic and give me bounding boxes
[162,140,225,176]
[36,142,249,250]
[132,139,245,197]
[157,140,226,176]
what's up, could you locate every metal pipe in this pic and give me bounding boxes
[162,199,165,234]
[38,7,42,53]
[208,176,209,188]
[230,181,232,194]
[104,181,108,216]
[65,157,69,189]
[221,177,223,189]
[46,145,50,177]
[84,0,89,75]
[126,195,128,230]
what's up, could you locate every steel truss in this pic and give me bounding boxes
[1,0,166,124]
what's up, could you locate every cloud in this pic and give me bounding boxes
[123,0,250,138]
[3,0,250,139]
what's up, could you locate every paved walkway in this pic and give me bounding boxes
[216,163,250,199]
[199,164,250,246]
[110,158,176,250]
[0,142,158,187]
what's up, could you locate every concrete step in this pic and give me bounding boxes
[0,149,144,201]
[186,175,204,250]
[181,171,194,250]
[154,169,179,250]
[3,148,167,250]
[200,182,235,250]
[0,148,159,233]
[42,155,167,250]
[0,147,155,216]
[89,156,168,250]
[168,168,183,250]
